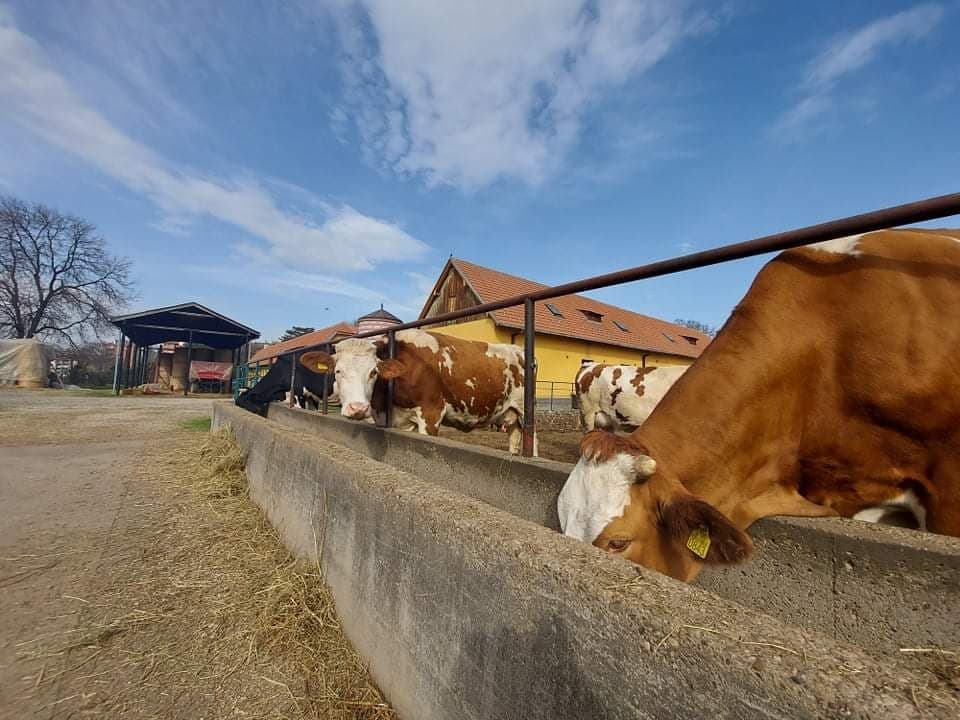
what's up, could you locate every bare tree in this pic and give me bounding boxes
[278,325,315,342]
[674,318,718,337]
[0,196,135,347]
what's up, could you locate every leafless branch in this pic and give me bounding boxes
[0,196,136,347]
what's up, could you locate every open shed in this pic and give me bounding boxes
[110,302,259,395]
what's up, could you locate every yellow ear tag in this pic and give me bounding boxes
[316,363,328,371]
[686,526,711,559]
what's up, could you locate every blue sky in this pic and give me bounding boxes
[1,1,958,342]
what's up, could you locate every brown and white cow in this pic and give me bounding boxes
[300,329,535,455]
[575,362,687,431]
[558,228,960,581]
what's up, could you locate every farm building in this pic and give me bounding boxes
[248,307,404,366]
[419,258,710,386]
[249,321,359,364]
[110,302,260,394]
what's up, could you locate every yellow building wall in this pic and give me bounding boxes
[427,317,695,392]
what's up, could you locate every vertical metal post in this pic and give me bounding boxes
[522,298,536,457]
[321,343,329,416]
[184,332,193,396]
[549,381,554,412]
[231,347,238,396]
[385,331,396,429]
[123,342,133,388]
[129,345,136,388]
[112,331,124,395]
[288,351,297,407]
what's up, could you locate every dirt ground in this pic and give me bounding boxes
[0,389,393,720]
[437,425,583,464]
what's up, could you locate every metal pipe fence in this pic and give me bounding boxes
[535,381,577,411]
[262,191,960,456]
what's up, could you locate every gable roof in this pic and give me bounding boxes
[250,321,357,363]
[424,259,710,359]
[110,302,259,350]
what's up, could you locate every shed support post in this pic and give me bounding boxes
[385,331,396,429]
[184,332,193,396]
[321,343,329,416]
[522,298,536,457]
[288,351,297,408]
[112,331,125,395]
[124,343,134,388]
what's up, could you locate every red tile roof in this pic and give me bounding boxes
[249,321,357,363]
[448,258,710,359]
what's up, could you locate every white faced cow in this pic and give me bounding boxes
[301,330,536,455]
[559,228,960,582]
[575,362,687,431]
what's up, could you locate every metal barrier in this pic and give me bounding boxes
[273,192,960,456]
[536,381,577,411]
[232,361,270,401]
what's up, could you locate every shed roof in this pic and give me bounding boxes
[422,259,710,359]
[110,302,259,350]
[249,321,357,363]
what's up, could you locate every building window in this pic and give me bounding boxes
[579,309,603,323]
[681,335,698,345]
[613,320,630,332]
[545,303,564,318]
[661,331,677,343]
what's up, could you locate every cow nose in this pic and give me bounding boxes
[343,402,370,419]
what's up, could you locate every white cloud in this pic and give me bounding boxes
[0,11,427,272]
[191,252,420,317]
[772,4,944,140]
[333,0,708,190]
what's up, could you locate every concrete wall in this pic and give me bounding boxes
[214,402,958,720]
[264,403,960,658]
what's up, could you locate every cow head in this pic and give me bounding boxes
[300,338,405,420]
[557,430,752,581]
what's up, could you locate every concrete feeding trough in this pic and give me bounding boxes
[213,401,960,720]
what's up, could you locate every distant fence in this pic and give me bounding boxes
[535,380,576,411]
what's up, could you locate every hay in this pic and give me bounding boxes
[32,424,395,719]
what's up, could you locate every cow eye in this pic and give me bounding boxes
[607,538,630,552]
[368,369,377,379]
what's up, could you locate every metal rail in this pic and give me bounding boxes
[270,191,960,456]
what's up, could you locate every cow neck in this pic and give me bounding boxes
[633,303,809,529]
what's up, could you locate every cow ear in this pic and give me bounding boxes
[377,358,406,380]
[300,351,334,374]
[660,495,752,565]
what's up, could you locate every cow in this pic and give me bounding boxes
[575,362,687,431]
[286,383,340,411]
[236,353,334,417]
[299,329,535,455]
[557,228,960,582]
